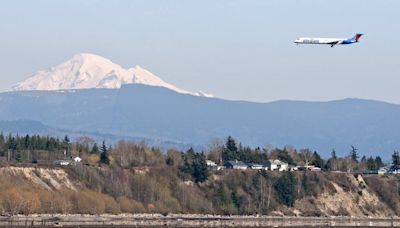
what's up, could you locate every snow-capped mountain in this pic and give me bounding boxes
[12,53,213,97]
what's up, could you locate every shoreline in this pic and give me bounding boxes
[1,214,400,227]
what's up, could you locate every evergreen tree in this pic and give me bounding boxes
[392,151,400,171]
[186,147,195,158]
[331,149,337,160]
[231,190,240,209]
[226,136,238,152]
[216,182,230,207]
[274,172,296,206]
[311,151,324,168]
[277,148,295,165]
[301,174,310,197]
[165,156,174,166]
[91,143,99,154]
[23,134,30,150]
[350,145,359,162]
[179,150,209,183]
[179,152,192,176]
[326,149,338,171]
[15,150,22,163]
[375,156,384,169]
[366,156,377,170]
[63,135,70,144]
[0,132,4,150]
[63,135,71,155]
[191,152,209,183]
[222,136,238,163]
[361,155,367,163]
[100,141,110,165]
[7,135,17,151]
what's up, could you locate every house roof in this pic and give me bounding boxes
[248,163,264,167]
[226,160,248,167]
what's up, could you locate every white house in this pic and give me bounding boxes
[207,160,224,171]
[307,165,321,172]
[73,156,82,163]
[391,170,400,175]
[206,160,217,167]
[378,166,389,175]
[269,160,289,171]
[249,163,264,170]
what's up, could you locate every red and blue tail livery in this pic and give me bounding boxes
[294,33,363,47]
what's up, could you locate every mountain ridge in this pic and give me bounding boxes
[1,84,400,157]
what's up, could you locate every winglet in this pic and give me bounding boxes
[353,33,363,42]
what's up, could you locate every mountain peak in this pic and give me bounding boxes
[12,53,213,97]
[72,52,108,60]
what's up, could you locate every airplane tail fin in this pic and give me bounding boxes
[352,33,363,41]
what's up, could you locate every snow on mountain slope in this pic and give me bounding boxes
[12,53,213,97]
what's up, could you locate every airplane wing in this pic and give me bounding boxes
[327,40,343,47]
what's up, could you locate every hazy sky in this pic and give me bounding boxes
[1,0,399,103]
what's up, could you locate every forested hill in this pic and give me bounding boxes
[0,135,398,217]
[1,84,400,157]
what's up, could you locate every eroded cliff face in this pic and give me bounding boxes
[0,165,398,217]
[0,166,76,191]
[293,174,392,217]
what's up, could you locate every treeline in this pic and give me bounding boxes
[0,133,392,174]
[0,133,70,152]
[0,133,107,164]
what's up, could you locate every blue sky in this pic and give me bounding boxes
[1,0,399,103]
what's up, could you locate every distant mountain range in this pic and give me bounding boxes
[1,84,400,157]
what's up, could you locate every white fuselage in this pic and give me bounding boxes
[294,37,345,45]
[294,34,362,47]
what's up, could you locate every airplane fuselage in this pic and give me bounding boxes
[294,34,363,47]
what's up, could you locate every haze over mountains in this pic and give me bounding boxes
[2,53,400,158]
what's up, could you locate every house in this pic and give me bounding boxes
[389,168,400,175]
[263,160,272,170]
[248,163,264,170]
[207,160,224,171]
[225,160,248,170]
[53,160,70,166]
[60,160,70,166]
[206,160,217,167]
[294,166,307,171]
[269,160,289,171]
[73,156,82,163]
[307,165,321,172]
[378,166,390,175]
[391,170,400,174]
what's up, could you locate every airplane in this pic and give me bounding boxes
[294,33,363,47]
